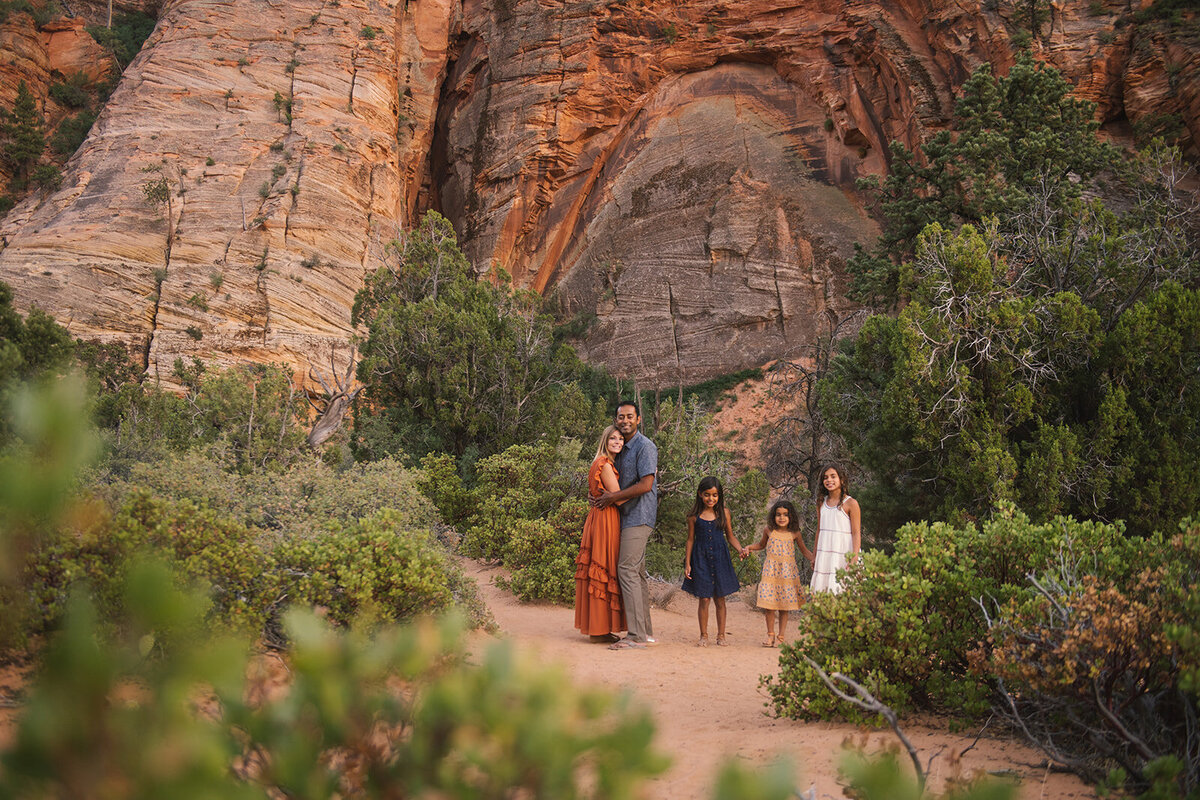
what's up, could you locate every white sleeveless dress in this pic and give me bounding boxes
[810,497,853,594]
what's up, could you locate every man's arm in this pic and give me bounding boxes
[593,473,654,508]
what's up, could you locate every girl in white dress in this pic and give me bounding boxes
[810,465,861,594]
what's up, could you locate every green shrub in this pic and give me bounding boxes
[978,520,1200,795]
[48,76,90,109]
[0,376,97,647]
[460,442,582,561]
[90,451,435,545]
[417,451,476,525]
[30,163,61,190]
[497,499,587,603]
[0,282,76,393]
[85,11,156,67]
[25,490,279,637]
[275,509,460,628]
[837,748,1016,800]
[49,109,96,156]
[0,1,57,27]
[765,505,1130,722]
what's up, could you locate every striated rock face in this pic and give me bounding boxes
[1,0,414,385]
[1,0,1196,389]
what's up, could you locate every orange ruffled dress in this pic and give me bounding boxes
[574,456,627,636]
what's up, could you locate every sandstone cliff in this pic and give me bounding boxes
[0,0,1196,389]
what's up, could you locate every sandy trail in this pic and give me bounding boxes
[465,560,1095,800]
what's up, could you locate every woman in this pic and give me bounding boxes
[574,425,627,642]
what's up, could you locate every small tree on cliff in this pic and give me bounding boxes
[847,52,1115,309]
[0,81,46,192]
[352,211,601,464]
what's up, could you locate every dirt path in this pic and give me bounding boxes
[464,561,1096,800]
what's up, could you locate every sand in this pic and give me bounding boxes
[465,560,1097,800]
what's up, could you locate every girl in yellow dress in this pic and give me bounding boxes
[744,501,813,647]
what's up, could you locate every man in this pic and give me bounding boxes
[595,400,658,648]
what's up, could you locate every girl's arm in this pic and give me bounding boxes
[796,530,814,564]
[745,528,769,553]
[598,461,625,504]
[808,507,820,565]
[846,497,862,561]
[722,509,746,557]
[683,517,696,579]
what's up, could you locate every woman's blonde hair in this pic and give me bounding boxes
[594,425,623,461]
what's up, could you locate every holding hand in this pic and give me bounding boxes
[684,562,692,579]
[592,491,616,509]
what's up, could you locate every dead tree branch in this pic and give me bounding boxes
[802,654,926,791]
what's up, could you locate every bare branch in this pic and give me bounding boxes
[801,654,926,790]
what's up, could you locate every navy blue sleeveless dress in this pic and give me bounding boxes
[681,516,741,599]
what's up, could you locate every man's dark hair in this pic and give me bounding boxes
[615,399,640,417]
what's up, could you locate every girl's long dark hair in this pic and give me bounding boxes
[766,500,800,533]
[818,464,850,509]
[688,476,730,536]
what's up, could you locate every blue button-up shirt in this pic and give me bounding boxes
[615,431,658,530]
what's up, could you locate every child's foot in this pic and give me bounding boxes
[716,635,729,646]
[697,635,708,647]
[761,634,777,647]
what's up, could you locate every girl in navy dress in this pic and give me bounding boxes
[681,476,746,647]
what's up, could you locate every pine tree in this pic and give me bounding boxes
[1,81,46,190]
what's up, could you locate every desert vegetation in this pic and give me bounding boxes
[762,53,1200,800]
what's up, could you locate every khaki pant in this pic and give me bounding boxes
[618,525,653,641]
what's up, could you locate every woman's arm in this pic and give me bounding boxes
[684,517,696,579]
[598,461,625,504]
[846,497,862,561]
[722,509,745,557]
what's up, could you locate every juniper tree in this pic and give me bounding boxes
[817,57,1200,538]
[352,211,600,462]
[1,81,45,191]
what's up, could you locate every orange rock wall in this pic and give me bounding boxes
[0,0,1196,388]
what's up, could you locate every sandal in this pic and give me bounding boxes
[697,635,709,647]
[716,635,729,647]
[608,638,645,650]
[761,634,777,648]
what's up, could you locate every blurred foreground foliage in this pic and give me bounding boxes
[0,564,668,799]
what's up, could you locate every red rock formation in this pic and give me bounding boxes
[0,11,52,195]
[0,0,1196,389]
